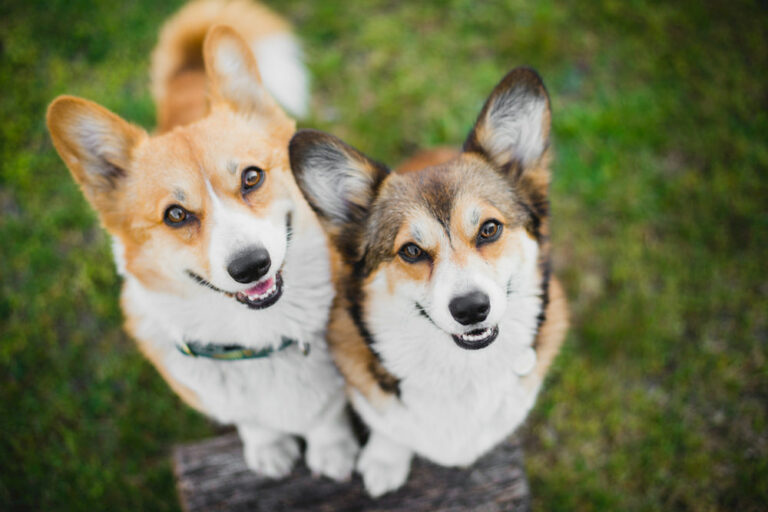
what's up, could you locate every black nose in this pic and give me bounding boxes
[227,247,271,283]
[449,291,490,325]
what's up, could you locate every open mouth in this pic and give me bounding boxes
[235,271,284,309]
[452,326,499,350]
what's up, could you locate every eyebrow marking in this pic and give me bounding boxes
[411,225,424,245]
[173,189,186,202]
[227,160,238,175]
[470,207,481,226]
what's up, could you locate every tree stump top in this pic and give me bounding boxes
[173,433,530,512]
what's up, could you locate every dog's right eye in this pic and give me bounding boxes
[241,166,265,195]
[399,243,426,263]
[164,205,191,227]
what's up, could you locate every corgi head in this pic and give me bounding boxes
[47,26,300,309]
[290,68,551,350]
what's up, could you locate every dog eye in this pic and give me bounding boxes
[241,166,265,194]
[164,205,190,226]
[399,243,426,263]
[477,219,502,245]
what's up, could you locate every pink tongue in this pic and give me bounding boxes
[245,277,274,296]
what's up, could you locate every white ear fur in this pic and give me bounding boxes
[289,130,389,230]
[253,33,309,119]
[466,67,551,170]
[481,89,547,167]
[204,25,281,116]
[301,148,377,224]
[47,96,145,192]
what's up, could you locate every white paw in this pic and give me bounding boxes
[306,435,359,481]
[243,436,300,479]
[357,444,411,497]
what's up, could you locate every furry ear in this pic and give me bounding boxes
[47,96,146,211]
[289,129,389,256]
[464,67,551,182]
[204,24,284,118]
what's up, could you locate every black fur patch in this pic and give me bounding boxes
[415,302,439,329]
[345,257,401,397]
[368,359,401,396]
[285,211,293,247]
[536,260,551,330]
[517,197,544,242]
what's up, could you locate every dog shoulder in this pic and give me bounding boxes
[327,289,400,409]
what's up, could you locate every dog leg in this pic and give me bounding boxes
[304,398,359,481]
[237,423,300,479]
[357,430,413,497]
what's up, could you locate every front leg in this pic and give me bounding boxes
[304,397,359,481]
[237,423,300,479]
[357,430,413,497]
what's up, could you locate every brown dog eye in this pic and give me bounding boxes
[399,243,425,263]
[242,166,265,194]
[164,205,190,226]
[478,220,502,244]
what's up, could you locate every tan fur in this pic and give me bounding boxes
[160,70,209,131]
[395,146,458,174]
[152,0,291,132]
[327,290,397,409]
[47,12,303,411]
[325,246,396,406]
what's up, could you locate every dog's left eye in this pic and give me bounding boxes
[164,205,192,227]
[477,219,502,245]
[399,243,427,263]
[241,166,265,194]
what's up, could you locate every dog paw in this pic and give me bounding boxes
[357,443,411,497]
[306,435,359,481]
[243,436,300,479]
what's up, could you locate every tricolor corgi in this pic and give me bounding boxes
[289,67,569,496]
[46,0,357,481]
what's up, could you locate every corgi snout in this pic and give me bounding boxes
[448,290,490,326]
[227,246,271,284]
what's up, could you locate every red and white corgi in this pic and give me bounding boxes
[289,67,569,496]
[46,0,357,481]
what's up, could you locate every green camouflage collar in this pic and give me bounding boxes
[176,337,308,361]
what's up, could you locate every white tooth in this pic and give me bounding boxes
[461,327,492,341]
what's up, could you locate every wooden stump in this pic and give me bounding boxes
[173,433,531,511]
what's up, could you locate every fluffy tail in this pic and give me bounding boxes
[151,0,309,132]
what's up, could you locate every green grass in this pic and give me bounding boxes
[1,0,766,510]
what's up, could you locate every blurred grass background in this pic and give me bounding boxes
[1,0,766,510]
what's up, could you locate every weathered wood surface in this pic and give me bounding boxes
[173,432,530,512]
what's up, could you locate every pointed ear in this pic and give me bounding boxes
[464,67,551,188]
[47,96,146,211]
[289,129,389,257]
[204,25,284,118]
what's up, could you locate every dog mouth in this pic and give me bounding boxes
[185,269,284,310]
[235,271,284,309]
[416,303,499,350]
[451,326,499,350]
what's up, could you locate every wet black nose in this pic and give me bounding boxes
[227,247,271,283]
[449,291,490,325]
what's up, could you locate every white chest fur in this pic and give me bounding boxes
[118,221,344,432]
[355,291,543,466]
